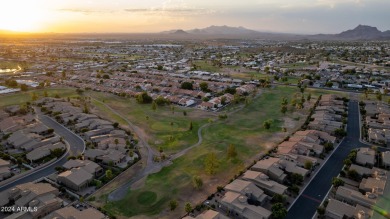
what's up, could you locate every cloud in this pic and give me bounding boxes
[124,7,216,16]
[58,8,114,15]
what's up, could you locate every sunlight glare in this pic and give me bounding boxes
[0,0,47,32]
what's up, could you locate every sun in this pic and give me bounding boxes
[0,1,48,32]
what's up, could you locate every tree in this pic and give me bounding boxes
[317,206,326,215]
[184,202,192,214]
[304,161,313,170]
[271,203,287,219]
[263,120,272,130]
[364,90,369,99]
[20,84,28,92]
[227,144,237,159]
[332,177,344,188]
[157,65,163,71]
[5,79,18,87]
[376,91,382,101]
[189,121,193,131]
[281,97,288,106]
[221,96,227,105]
[343,158,352,166]
[183,111,187,116]
[307,93,311,101]
[181,82,193,90]
[325,81,333,87]
[152,101,157,111]
[289,184,300,195]
[102,74,110,79]
[224,87,237,95]
[113,122,119,128]
[324,142,334,153]
[347,169,360,181]
[51,148,64,158]
[155,96,168,106]
[136,92,152,104]
[171,105,175,114]
[280,105,287,114]
[204,152,219,175]
[192,175,203,189]
[105,169,113,179]
[44,91,48,97]
[271,194,286,204]
[290,173,304,185]
[334,128,347,137]
[199,82,208,92]
[169,200,178,211]
[31,92,38,101]
[83,103,89,113]
[76,88,84,95]
[62,71,66,78]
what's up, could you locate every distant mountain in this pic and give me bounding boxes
[170,29,189,35]
[338,25,382,39]
[312,25,390,40]
[187,25,258,35]
[160,25,260,36]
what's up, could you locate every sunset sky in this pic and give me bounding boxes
[1,0,389,34]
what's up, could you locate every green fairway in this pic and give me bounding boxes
[87,91,212,154]
[193,60,221,72]
[100,86,321,218]
[0,87,78,107]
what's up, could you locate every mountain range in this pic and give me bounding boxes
[1,25,389,41]
[162,25,390,40]
[314,25,390,40]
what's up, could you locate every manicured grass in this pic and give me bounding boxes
[280,62,314,69]
[101,86,319,218]
[87,91,212,153]
[193,60,221,72]
[0,87,78,107]
[137,191,158,205]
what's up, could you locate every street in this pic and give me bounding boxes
[286,99,369,219]
[0,115,85,192]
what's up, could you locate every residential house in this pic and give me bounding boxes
[183,210,229,219]
[251,158,287,183]
[220,191,271,219]
[0,158,11,181]
[224,179,269,205]
[84,149,126,166]
[0,182,60,212]
[335,186,377,208]
[382,151,390,168]
[26,142,66,162]
[325,199,372,219]
[62,159,103,176]
[57,168,94,191]
[356,148,376,167]
[241,170,287,196]
[44,206,106,219]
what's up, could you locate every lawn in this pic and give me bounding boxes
[99,86,320,219]
[86,91,213,154]
[0,87,78,107]
[193,60,221,72]
[280,62,314,69]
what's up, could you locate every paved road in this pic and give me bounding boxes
[0,115,85,192]
[286,99,369,219]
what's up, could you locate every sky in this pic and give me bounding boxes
[0,0,389,34]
